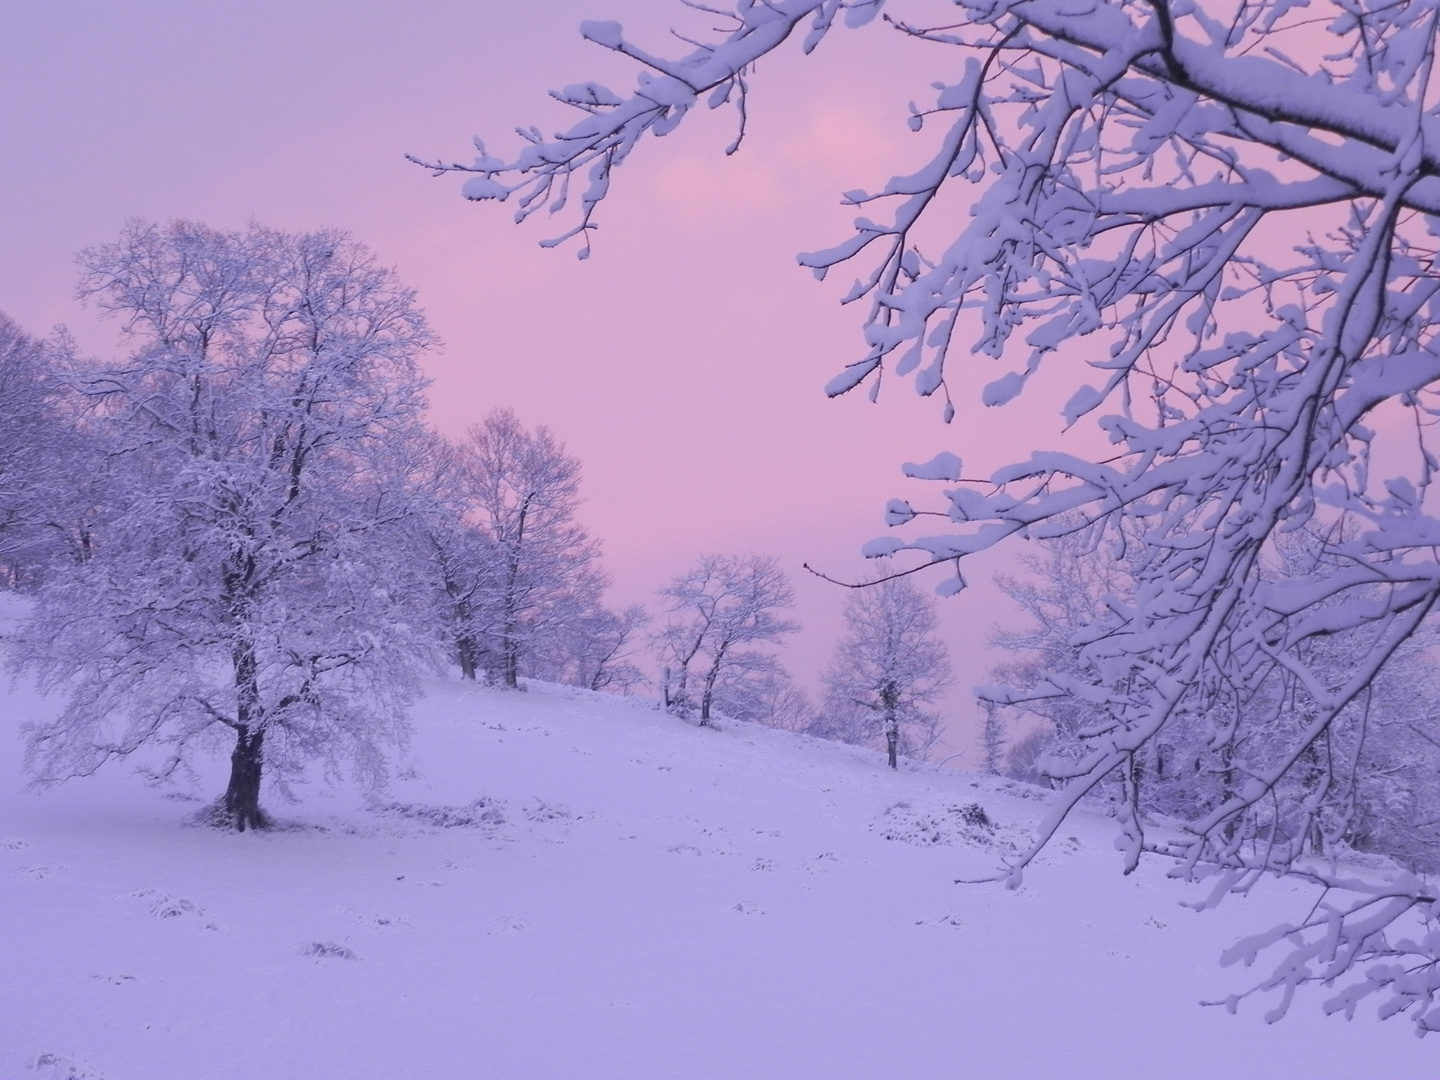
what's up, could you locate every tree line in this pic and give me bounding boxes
[0,220,956,833]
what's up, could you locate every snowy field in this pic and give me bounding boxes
[3,659,1436,1077]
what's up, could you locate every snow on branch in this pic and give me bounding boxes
[447,0,1440,1030]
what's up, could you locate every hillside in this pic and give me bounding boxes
[2,644,1434,1078]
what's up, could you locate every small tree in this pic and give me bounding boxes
[655,553,799,725]
[14,221,437,831]
[816,572,951,768]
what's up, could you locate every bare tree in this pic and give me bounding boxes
[13,221,437,831]
[655,553,799,725]
[430,0,1440,1026]
[815,572,951,767]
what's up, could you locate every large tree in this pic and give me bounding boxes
[428,0,1440,1027]
[14,221,437,831]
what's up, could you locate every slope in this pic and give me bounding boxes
[1,623,1434,1078]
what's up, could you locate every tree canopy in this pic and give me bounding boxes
[15,221,437,831]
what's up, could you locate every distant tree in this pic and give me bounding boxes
[0,316,101,586]
[528,601,650,693]
[978,526,1138,790]
[1003,728,1052,787]
[403,433,503,681]
[655,554,799,725]
[13,221,437,831]
[703,650,808,727]
[987,522,1440,871]
[453,408,604,688]
[816,572,950,768]
[727,664,816,731]
[978,701,1006,777]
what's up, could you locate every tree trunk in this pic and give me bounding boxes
[881,678,900,769]
[224,637,269,831]
[500,531,524,689]
[700,672,716,725]
[457,634,478,681]
[223,726,268,832]
[699,646,729,726]
[502,632,520,688]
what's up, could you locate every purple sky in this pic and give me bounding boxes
[0,2,1086,755]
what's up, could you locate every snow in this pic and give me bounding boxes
[2,610,1435,1078]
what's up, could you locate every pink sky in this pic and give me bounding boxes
[0,2,1087,756]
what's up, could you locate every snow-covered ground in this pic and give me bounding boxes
[3,648,1435,1077]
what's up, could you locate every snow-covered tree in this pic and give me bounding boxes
[13,221,437,831]
[526,601,650,692]
[814,572,950,767]
[0,315,101,586]
[655,553,799,725]
[430,0,1440,1026]
[978,700,1006,777]
[989,522,1440,867]
[736,666,818,732]
[447,407,606,688]
[401,432,504,681]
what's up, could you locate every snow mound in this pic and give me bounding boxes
[872,799,1019,851]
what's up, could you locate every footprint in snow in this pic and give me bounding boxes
[15,864,65,881]
[802,852,839,873]
[486,915,528,935]
[915,914,965,930]
[130,889,228,932]
[29,1051,106,1079]
[358,913,413,929]
[1,837,29,851]
[732,900,763,916]
[149,896,202,919]
[300,941,360,961]
[522,797,575,824]
[90,974,138,986]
